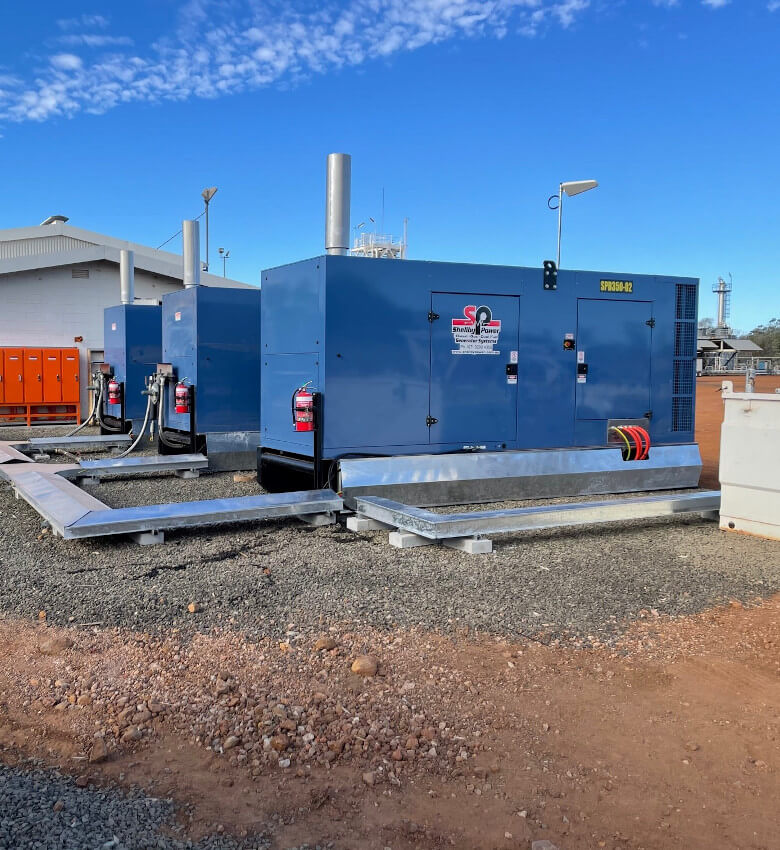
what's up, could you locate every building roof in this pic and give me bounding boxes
[721,338,762,352]
[0,220,253,289]
[697,339,719,350]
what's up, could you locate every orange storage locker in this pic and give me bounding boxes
[3,349,24,404]
[0,350,4,404]
[23,349,44,403]
[43,350,62,403]
[61,349,80,403]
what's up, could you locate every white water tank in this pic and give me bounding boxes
[719,381,780,540]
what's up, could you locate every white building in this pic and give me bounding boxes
[0,218,254,413]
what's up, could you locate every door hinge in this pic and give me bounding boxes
[426,415,438,426]
[646,318,656,328]
[644,410,653,420]
[428,311,440,322]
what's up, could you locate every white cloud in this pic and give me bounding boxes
[57,14,110,31]
[50,54,84,71]
[3,0,748,125]
[59,34,135,48]
[702,0,730,7]
[768,1,780,11]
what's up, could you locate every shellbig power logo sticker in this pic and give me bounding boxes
[451,305,501,355]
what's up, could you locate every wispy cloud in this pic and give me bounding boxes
[56,14,111,31]
[0,0,750,125]
[701,0,730,7]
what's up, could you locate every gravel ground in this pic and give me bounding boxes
[0,760,266,850]
[1,424,779,644]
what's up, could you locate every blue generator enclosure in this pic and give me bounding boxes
[102,303,162,423]
[260,256,698,460]
[161,286,262,435]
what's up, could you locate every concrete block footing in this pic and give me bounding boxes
[130,530,165,546]
[443,537,493,554]
[76,477,99,486]
[698,510,720,521]
[175,469,200,479]
[388,530,433,549]
[298,512,337,527]
[346,515,393,532]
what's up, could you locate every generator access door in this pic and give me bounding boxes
[430,293,519,445]
[575,299,652,420]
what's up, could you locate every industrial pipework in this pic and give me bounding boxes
[183,219,201,286]
[120,249,135,304]
[325,153,351,255]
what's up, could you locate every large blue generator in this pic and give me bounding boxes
[258,255,701,504]
[157,285,262,470]
[100,303,162,435]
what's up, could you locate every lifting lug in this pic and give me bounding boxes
[428,311,440,322]
[426,415,438,426]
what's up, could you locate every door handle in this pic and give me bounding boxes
[57,374,61,381]
[37,374,41,381]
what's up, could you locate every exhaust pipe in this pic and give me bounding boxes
[325,153,351,256]
[120,249,135,304]
[183,219,201,287]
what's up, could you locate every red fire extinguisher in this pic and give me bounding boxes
[292,384,315,432]
[175,381,190,414]
[107,378,121,405]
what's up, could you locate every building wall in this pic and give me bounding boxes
[0,261,181,413]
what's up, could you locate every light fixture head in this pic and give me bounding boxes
[561,179,598,197]
[201,186,218,203]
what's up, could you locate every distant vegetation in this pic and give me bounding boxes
[746,319,780,356]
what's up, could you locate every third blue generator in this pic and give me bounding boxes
[99,303,162,436]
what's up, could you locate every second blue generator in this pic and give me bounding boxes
[156,285,262,470]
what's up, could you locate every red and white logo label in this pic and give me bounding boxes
[451,305,501,355]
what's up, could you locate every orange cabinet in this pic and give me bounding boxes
[0,346,81,425]
[43,350,62,403]
[23,349,44,403]
[3,349,24,404]
[61,349,80,403]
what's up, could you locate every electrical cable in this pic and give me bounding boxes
[623,426,642,461]
[115,393,154,458]
[64,380,103,436]
[635,426,651,459]
[609,426,632,460]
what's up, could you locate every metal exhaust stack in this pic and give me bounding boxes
[182,219,201,287]
[119,249,135,304]
[325,153,351,256]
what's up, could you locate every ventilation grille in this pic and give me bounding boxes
[672,283,697,433]
[674,322,695,357]
[673,360,694,396]
[673,397,693,432]
[71,268,90,279]
[675,284,697,320]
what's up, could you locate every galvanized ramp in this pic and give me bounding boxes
[353,491,721,553]
[1,462,107,533]
[0,455,342,544]
[65,490,342,540]
[58,453,208,482]
[0,442,34,465]
[21,435,132,453]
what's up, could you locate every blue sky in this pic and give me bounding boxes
[0,0,778,331]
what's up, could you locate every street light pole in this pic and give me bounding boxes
[201,187,218,271]
[548,179,598,269]
[218,247,230,278]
